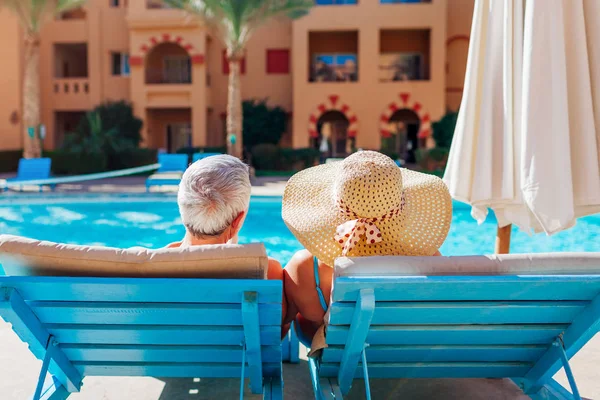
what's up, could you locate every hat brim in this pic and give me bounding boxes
[282,163,453,267]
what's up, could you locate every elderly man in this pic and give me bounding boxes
[167,155,287,323]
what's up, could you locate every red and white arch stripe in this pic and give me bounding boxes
[129,33,204,66]
[380,92,431,139]
[308,95,358,138]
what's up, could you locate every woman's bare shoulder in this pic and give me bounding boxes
[288,249,314,266]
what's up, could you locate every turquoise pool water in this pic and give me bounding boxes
[0,195,599,265]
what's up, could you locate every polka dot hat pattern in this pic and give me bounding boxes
[282,151,453,267]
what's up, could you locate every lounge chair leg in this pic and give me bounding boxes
[361,346,371,400]
[262,375,283,400]
[272,376,283,400]
[1,289,82,394]
[33,336,56,400]
[282,333,290,362]
[239,342,247,400]
[516,378,575,400]
[309,356,342,399]
[555,338,581,400]
[338,289,375,395]
[35,376,70,400]
[282,321,300,364]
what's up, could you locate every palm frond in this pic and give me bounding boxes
[164,0,313,52]
[56,0,87,13]
[1,0,87,33]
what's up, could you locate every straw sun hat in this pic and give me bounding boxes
[282,151,452,267]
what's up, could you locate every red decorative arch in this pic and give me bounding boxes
[380,92,432,139]
[308,95,358,138]
[129,33,204,66]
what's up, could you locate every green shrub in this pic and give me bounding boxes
[280,147,319,169]
[47,150,106,175]
[61,102,143,172]
[0,150,23,173]
[428,147,449,162]
[108,148,158,171]
[416,147,450,172]
[250,144,281,170]
[432,111,458,148]
[415,148,428,166]
[74,101,143,147]
[243,99,288,151]
[254,170,296,177]
[379,136,398,159]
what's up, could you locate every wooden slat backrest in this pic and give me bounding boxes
[321,274,600,390]
[0,277,282,390]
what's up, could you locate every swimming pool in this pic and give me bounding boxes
[0,194,599,265]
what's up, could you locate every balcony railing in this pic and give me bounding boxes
[53,79,89,94]
[51,79,91,110]
[146,68,191,84]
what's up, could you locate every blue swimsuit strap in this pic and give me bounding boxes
[314,256,328,312]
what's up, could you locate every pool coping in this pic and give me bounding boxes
[0,193,472,210]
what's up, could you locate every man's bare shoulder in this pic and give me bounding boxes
[268,256,282,269]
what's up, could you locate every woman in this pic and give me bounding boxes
[281,151,452,344]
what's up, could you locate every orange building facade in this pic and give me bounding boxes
[0,0,473,157]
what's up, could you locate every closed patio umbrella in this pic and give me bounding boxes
[444,0,600,253]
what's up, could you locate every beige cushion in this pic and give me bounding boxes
[148,172,183,180]
[0,235,268,279]
[334,253,600,277]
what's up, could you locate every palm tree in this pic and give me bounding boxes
[165,0,313,158]
[2,0,87,158]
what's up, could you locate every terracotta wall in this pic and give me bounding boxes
[129,22,207,148]
[0,0,475,153]
[207,19,293,147]
[0,10,22,151]
[446,0,474,111]
[292,0,449,151]
[38,0,131,148]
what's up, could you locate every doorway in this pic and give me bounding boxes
[166,123,192,153]
[388,108,420,163]
[315,110,351,158]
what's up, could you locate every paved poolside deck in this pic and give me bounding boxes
[1,320,599,399]
[1,175,599,398]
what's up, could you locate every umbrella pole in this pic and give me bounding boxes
[495,224,512,254]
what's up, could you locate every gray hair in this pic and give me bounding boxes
[177,155,251,237]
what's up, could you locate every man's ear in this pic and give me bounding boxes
[230,211,246,233]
